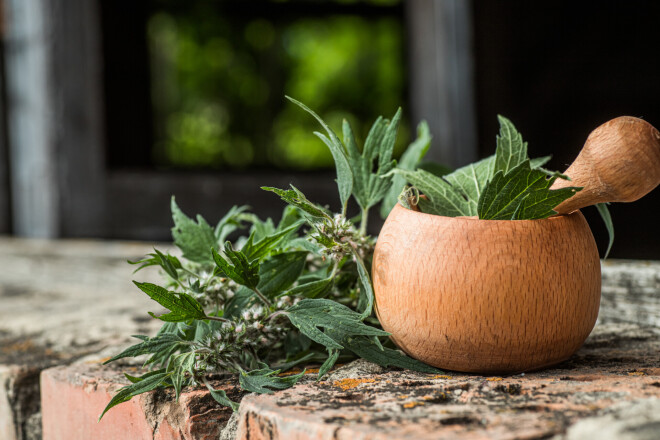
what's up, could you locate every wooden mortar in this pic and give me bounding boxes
[373,116,660,374]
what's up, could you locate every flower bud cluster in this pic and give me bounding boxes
[310,214,374,261]
[201,299,295,372]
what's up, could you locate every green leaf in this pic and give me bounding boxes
[277,205,303,231]
[286,96,353,214]
[262,186,332,223]
[100,371,171,420]
[215,205,251,243]
[417,161,452,177]
[204,381,240,411]
[272,352,316,373]
[171,197,216,263]
[340,335,442,374]
[381,120,432,218]
[392,169,471,217]
[596,203,615,259]
[343,110,401,213]
[530,155,552,169]
[280,276,334,299]
[354,253,375,319]
[477,160,581,220]
[242,223,302,262]
[128,250,182,277]
[169,351,196,401]
[257,251,308,297]
[443,155,496,216]
[286,299,389,351]
[103,334,185,365]
[134,282,207,322]
[239,366,305,394]
[318,349,340,379]
[494,115,528,175]
[212,243,260,289]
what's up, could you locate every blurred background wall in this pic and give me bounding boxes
[0,0,658,259]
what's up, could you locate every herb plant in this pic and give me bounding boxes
[102,101,613,419]
[393,115,614,254]
[100,97,439,419]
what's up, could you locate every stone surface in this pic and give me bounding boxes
[40,358,244,440]
[600,259,660,327]
[235,322,660,440]
[1,237,659,439]
[0,238,166,440]
[564,398,660,440]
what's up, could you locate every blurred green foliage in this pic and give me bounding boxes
[148,0,406,170]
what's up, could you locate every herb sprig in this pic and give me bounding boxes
[101,99,438,419]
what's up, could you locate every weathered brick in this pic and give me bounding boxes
[41,360,241,440]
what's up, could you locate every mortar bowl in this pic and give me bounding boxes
[372,203,601,374]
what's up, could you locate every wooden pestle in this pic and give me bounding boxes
[552,116,660,215]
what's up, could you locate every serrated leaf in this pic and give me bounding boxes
[212,243,260,289]
[262,185,332,223]
[381,120,432,218]
[287,237,322,253]
[171,197,216,263]
[215,205,251,242]
[340,335,442,374]
[239,366,305,394]
[169,351,196,401]
[478,160,580,220]
[104,334,185,365]
[204,382,239,411]
[443,155,495,216]
[242,223,302,262]
[343,110,401,212]
[123,368,167,384]
[286,96,353,213]
[286,299,389,351]
[100,371,171,420]
[494,115,528,175]
[596,203,615,259]
[128,250,182,277]
[257,251,308,297]
[392,169,471,217]
[280,276,333,299]
[134,282,206,322]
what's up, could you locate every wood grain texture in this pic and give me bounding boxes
[553,116,660,214]
[372,203,601,373]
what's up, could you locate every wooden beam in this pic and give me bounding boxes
[0,27,10,233]
[3,0,106,237]
[4,0,58,237]
[406,0,478,168]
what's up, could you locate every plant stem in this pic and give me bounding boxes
[181,267,201,279]
[205,315,231,323]
[359,207,369,236]
[351,249,374,319]
[252,287,273,308]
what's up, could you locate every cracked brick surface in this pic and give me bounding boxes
[41,359,245,440]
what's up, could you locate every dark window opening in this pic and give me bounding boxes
[101,0,408,172]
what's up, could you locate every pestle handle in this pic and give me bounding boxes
[552,116,660,215]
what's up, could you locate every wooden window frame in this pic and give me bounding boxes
[2,0,476,239]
